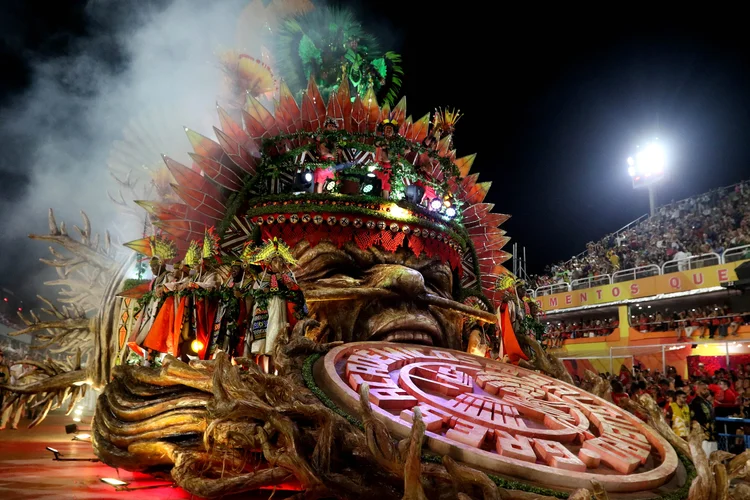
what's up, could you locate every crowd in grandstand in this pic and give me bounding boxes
[544,302,750,348]
[586,363,750,450]
[533,181,750,290]
[543,315,619,347]
[630,303,750,338]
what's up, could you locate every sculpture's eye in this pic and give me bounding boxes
[421,264,452,296]
[297,250,360,282]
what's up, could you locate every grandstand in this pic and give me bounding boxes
[529,180,750,381]
[532,180,750,295]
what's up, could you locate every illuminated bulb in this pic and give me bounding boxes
[627,157,634,166]
[73,417,81,422]
[430,199,442,210]
[191,339,205,353]
[390,205,409,218]
[445,207,457,218]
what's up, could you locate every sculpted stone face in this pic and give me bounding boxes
[293,240,465,350]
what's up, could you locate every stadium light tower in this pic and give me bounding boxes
[627,139,666,216]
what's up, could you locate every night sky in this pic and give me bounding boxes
[2,1,750,306]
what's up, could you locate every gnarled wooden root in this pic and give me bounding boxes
[516,335,574,385]
[91,332,601,499]
[621,394,692,459]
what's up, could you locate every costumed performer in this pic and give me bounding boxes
[131,238,177,345]
[210,259,256,359]
[374,117,400,199]
[413,132,439,206]
[495,275,529,364]
[141,259,191,356]
[188,229,223,359]
[245,237,306,374]
[313,117,340,193]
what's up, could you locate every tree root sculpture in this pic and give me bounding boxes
[579,370,612,402]
[516,334,575,385]
[92,320,600,499]
[1,210,136,429]
[1,353,89,429]
[622,394,750,500]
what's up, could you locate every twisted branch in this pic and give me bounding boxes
[29,209,116,271]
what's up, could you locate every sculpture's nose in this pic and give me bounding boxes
[368,264,426,298]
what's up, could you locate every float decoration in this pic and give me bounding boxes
[0,1,718,498]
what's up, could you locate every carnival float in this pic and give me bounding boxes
[1,2,747,499]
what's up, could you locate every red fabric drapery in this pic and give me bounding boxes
[195,298,219,359]
[499,304,528,363]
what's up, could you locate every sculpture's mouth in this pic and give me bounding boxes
[368,313,442,347]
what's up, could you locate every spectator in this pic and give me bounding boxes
[690,381,717,454]
[666,390,690,439]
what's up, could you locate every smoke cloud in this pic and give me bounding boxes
[0,0,261,306]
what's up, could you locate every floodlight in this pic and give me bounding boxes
[630,141,665,177]
[73,433,91,442]
[360,176,382,196]
[445,207,457,218]
[100,477,175,492]
[73,417,81,422]
[292,169,314,193]
[101,478,129,487]
[430,198,442,210]
[47,446,99,462]
[404,184,425,205]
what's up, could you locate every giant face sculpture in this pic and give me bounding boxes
[293,241,464,349]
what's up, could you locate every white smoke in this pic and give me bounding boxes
[0,0,264,301]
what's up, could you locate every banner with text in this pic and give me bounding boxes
[537,261,746,312]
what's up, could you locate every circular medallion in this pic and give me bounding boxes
[276,215,286,224]
[290,214,299,224]
[315,343,678,493]
[313,215,324,225]
[302,214,311,223]
[340,217,350,227]
[366,220,376,229]
[390,222,399,232]
[377,221,387,231]
[412,228,421,237]
[327,216,337,226]
[353,218,363,228]
[265,216,275,224]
